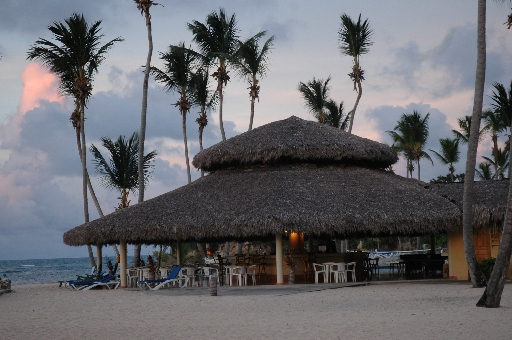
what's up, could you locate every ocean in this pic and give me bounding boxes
[0,256,133,286]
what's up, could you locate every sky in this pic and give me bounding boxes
[1,1,512,260]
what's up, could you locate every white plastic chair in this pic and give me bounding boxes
[345,262,356,282]
[127,268,139,288]
[202,267,219,284]
[242,265,257,286]
[230,266,243,286]
[313,263,327,283]
[329,263,346,283]
[180,267,196,287]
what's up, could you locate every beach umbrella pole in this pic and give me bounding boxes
[276,233,284,284]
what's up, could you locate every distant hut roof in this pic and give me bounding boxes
[64,116,462,247]
[192,116,398,172]
[429,180,509,228]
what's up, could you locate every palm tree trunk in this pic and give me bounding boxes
[236,243,243,254]
[218,81,226,141]
[347,80,362,134]
[222,241,230,257]
[199,124,204,178]
[463,0,487,288]
[492,133,499,179]
[249,94,255,131]
[133,246,141,268]
[197,243,205,259]
[75,128,120,257]
[87,245,96,268]
[74,127,95,267]
[78,99,95,268]
[182,110,191,184]
[450,167,454,183]
[477,134,512,307]
[417,158,421,181]
[79,101,89,227]
[135,8,153,268]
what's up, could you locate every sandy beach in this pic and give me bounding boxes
[1,281,511,339]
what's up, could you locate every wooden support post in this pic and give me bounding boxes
[120,240,127,288]
[430,234,436,255]
[96,244,102,277]
[276,233,284,285]
[177,240,182,265]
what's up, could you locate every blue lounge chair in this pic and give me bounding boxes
[81,275,119,291]
[66,275,118,291]
[137,266,188,290]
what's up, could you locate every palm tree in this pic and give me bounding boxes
[490,81,512,135]
[477,1,512,308]
[452,115,486,144]
[338,13,373,134]
[324,99,349,130]
[190,68,218,176]
[133,0,160,267]
[482,109,507,177]
[387,128,414,178]
[475,162,494,180]
[90,132,156,210]
[388,111,432,181]
[188,8,240,141]
[429,138,460,182]
[297,77,331,123]
[151,43,198,184]
[482,147,509,180]
[27,13,122,267]
[463,0,488,290]
[235,33,275,131]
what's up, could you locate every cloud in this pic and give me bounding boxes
[261,18,301,46]
[19,64,64,114]
[0,0,122,34]
[379,23,507,100]
[0,64,65,149]
[0,62,239,259]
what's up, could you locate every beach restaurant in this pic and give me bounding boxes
[64,116,463,287]
[430,180,512,280]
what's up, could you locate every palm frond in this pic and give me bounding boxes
[338,13,373,61]
[490,81,512,129]
[27,13,123,102]
[90,132,156,194]
[297,77,331,123]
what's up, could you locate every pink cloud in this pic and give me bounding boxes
[1,64,66,148]
[19,63,65,115]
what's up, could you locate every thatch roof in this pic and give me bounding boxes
[64,164,461,246]
[429,180,509,228]
[192,116,398,172]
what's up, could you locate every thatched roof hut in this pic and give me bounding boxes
[64,116,461,247]
[429,180,509,229]
[193,115,398,171]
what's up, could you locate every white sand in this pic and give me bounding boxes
[1,282,511,339]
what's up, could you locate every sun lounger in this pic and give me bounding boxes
[66,275,119,290]
[137,265,188,290]
[81,275,119,291]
